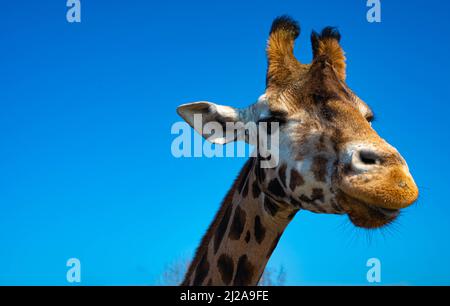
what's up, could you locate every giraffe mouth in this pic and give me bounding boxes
[338,192,400,229]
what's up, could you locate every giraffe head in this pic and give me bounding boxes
[177,16,419,229]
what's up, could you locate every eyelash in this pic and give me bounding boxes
[258,116,287,125]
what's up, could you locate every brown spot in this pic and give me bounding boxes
[245,231,251,243]
[311,156,328,182]
[264,196,279,216]
[278,164,287,188]
[342,163,352,175]
[193,253,210,286]
[316,134,327,151]
[214,204,232,254]
[207,279,212,286]
[252,181,261,199]
[289,169,304,191]
[254,216,266,244]
[288,209,299,220]
[299,194,311,203]
[242,179,249,198]
[312,90,334,105]
[229,205,246,240]
[266,233,282,259]
[311,188,324,203]
[290,197,304,209]
[268,179,286,198]
[320,101,338,121]
[255,162,266,184]
[233,255,255,286]
[299,189,326,213]
[217,254,234,285]
[330,200,342,213]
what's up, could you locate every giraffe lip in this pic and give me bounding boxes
[342,192,400,215]
[367,204,400,219]
[339,192,400,228]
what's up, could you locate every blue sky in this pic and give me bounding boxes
[1,0,450,285]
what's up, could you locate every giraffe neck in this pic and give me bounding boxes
[182,158,298,286]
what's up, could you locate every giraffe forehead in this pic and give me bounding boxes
[264,77,373,138]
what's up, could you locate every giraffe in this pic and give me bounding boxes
[176,16,419,286]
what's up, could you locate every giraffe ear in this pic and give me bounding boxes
[177,101,244,144]
[311,27,346,81]
[177,96,272,144]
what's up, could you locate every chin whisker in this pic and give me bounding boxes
[337,211,404,247]
[338,216,361,248]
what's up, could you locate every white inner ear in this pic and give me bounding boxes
[177,101,239,122]
[177,101,240,144]
[212,104,240,121]
[204,104,241,144]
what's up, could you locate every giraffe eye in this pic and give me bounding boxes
[366,114,375,123]
[258,110,288,125]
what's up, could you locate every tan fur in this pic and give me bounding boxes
[266,21,309,93]
[314,39,346,81]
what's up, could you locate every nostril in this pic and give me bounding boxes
[358,150,381,166]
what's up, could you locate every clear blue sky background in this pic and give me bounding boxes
[1,0,449,285]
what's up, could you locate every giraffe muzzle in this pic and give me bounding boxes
[336,143,419,228]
